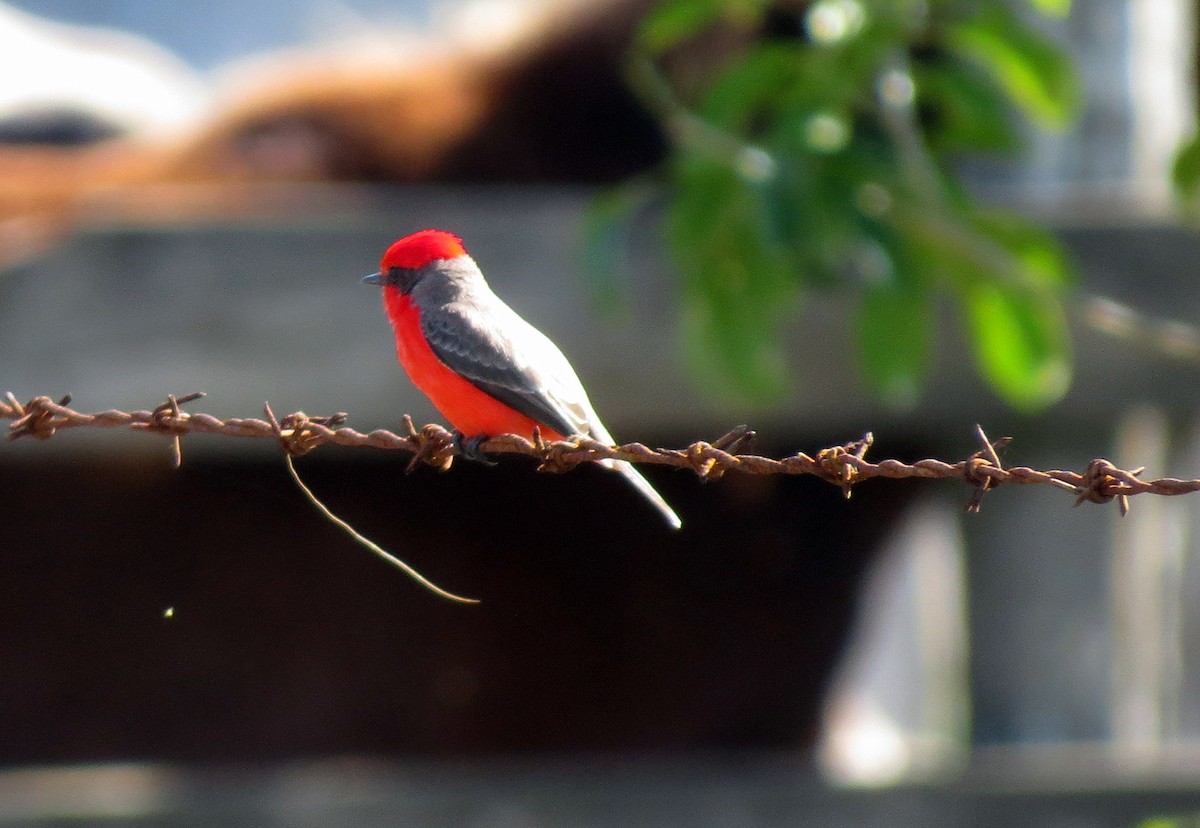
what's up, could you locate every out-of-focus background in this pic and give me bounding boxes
[4,0,1200,824]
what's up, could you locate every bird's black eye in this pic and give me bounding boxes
[388,266,421,293]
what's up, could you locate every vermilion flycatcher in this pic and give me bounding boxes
[363,229,681,529]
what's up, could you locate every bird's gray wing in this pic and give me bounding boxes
[420,303,588,437]
[422,300,682,528]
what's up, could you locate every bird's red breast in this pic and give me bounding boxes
[383,288,565,440]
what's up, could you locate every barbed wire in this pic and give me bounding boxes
[6,390,1200,515]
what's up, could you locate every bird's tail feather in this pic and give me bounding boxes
[606,459,682,530]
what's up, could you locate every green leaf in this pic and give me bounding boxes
[682,273,791,401]
[1171,133,1200,208]
[700,44,803,132]
[964,282,1071,409]
[948,4,1079,129]
[638,0,765,54]
[888,204,991,292]
[668,155,798,400]
[973,208,1075,290]
[669,155,741,256]
[1137,819,1185,828]
[915,58,1020,153]
[1026,0,1071,17]
[638,0,721,53]
[857,283,932,410]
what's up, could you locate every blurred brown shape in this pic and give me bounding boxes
[0,0,665,268]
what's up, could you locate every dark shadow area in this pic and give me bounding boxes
[0,438,911,765]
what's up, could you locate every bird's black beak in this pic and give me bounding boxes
[362,272,383,285]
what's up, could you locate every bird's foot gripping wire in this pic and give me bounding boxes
[453,431,498,466]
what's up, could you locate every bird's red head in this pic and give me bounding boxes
[380,229,468,270]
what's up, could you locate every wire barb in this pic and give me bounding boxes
[131,392,206,467]
[1073,458,1140,516]
[814,432,874,499]
[5,393,72,441]
[964,424,1011,513]
[4,391,1200,511]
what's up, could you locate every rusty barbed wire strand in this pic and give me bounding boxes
[6,391,1200,512]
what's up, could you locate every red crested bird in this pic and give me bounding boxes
[363,229,681,529]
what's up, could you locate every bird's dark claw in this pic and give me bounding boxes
[453,431,497,466]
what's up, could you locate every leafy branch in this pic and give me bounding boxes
[589,0,1080,409]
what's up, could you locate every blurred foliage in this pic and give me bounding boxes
[1139,817,1200,828]
[1173,132,1200,221]
[587,0,1080,410]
